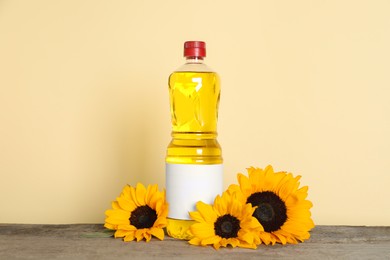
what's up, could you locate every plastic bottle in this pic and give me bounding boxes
[165,41,223,240]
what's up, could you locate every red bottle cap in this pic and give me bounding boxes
[184,41,206,58]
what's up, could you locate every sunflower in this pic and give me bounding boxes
[104,183,168,242]
[188,191,263,250]
[228,165,314,245]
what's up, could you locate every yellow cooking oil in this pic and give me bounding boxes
[166,70,222,240]
[166,71,222,164]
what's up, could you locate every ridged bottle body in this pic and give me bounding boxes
[166,62,223,240]
[167,71,222,164]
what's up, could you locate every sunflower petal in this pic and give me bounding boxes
[226,184,240,195]
[129,186,139,206]
[135,229,145,241]
[189,223,215,238]
[189,237,202,246]
[189,211,205,223]
[150,227,165,240]
[105,215,130,226]
[273,231,287,245]
[117,196,136,212]
[111,201,121,210]
[196,201,218,223]
[239,231,254,244]
[229,238,240,248]
[145,184,158,205]
[248,168,262,191]
[117,224,136,231]
[238,241,257,249]
[135,183,147,205]
[150,189,165,211]
[259,232,273,245]
[200,235,220,246]
[123,232,135,242]
[212,195,227,216]
[115,229,130,238]
[144,232,152,242]
[104,223,117,230]
[237,173,252,195]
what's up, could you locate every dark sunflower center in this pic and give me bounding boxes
[247,191,287,232]
[129,205,157,229]
[214,214,240,239]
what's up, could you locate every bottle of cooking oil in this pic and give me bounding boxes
[165,41,223,240]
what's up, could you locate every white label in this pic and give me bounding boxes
[166,163,223,220]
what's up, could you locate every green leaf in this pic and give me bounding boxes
[81,229,115,238]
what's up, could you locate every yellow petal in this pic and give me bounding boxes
[294,192,309,202]
[257,231,273,245]
[238,241,257,249]
[135,183,147,205]
[153,218,167,228]
[228,238,239,248]
[145,184,158,205]
[219,238,228,247]
[213,194,230,216]
[262,168,280,192]
[286,236,298,244]
[188,237,202,246]
[144,232,152,242]
[273,232,287,245]
[154,214,168,228]
[123,232,135,242]
[135,229,145,241]
[119,185,131,201]
[247,217,263,231]
[278,178,299,200]
[264,165,275,174]
[237,173,252,195]
[149,190,165,211]
[228,198,241,217]
[117,196,136,212]
[106,208,130,218]
[281,221,313,235]
[117,224,136,231]
[271,172,290,192]
[196,201,218,223]
[226,184,240,195]
[248,169,262,190]
[115,229,130,238]
[189,211,205,223]
[246,167,260,176]
[189,223,215,239]
[129,186,139,206]
[200,235,220,246]
[104,223,117,230]
[105,215,130,226]
[150,227,165,240]
[111,201,121,210]
[240,231,254,244]
[213,242,221,250]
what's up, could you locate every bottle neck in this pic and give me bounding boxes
[175,56,212,72]
[185,57,204,64]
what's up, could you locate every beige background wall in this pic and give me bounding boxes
[0,0,389,225]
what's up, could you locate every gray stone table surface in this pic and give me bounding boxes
[0,224,389,259]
